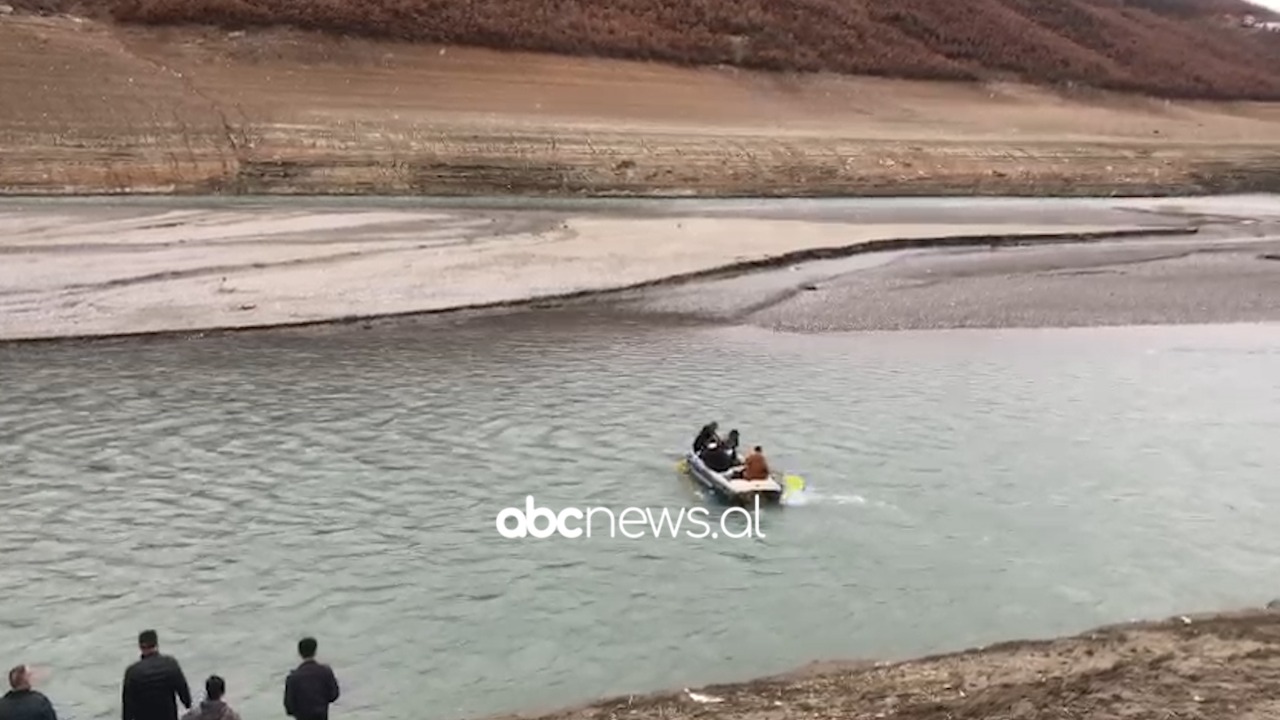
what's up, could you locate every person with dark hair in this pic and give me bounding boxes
[179,677,240,720]
[284,637,340,720]
[122,630,191,720]
[703,443,731,472]
[743,445,771,481]
[724,429,742,464]
[0,664,58,720]
[692,422,720,454]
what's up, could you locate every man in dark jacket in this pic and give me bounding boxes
[284,637,340,720]
[122,630,192,720]
[692,422,720,454]
[0,665,57,720]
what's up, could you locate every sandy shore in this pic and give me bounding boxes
[2,194,1247,342]
[6,194,1280,342]
[4,15,1280,197]
[604,228,1280,331]
[490,605,1280,720]
[746,236,1280,332]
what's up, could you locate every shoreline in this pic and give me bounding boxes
[0,218,1199,345]
[5,172,1280,199]
[6,141,1279,200]
[482,603,1280,720]
[3,193,1277,344]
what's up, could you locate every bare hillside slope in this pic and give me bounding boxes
[12,0,1279,100]
[3,14,1280,196]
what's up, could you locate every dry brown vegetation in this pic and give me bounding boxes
[4,11,1280,197]
[13,0,1278,100]
[504,609,1280,720]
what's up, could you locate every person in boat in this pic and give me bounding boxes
[692,422,721,454]
[702,440,737,473]
[742,445,771,481]
[724,429,742,464]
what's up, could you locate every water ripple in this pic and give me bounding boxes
[1,319,1279,720]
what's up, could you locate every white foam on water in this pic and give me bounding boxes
[782,489,867,507]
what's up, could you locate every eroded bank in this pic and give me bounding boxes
[5,15,1280,197]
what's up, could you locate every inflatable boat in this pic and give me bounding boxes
[681,449,784,507]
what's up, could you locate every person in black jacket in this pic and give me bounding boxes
[692,422,720,454]
[284,637,340,720]
[122,630,192,720]
[0,665,57,720]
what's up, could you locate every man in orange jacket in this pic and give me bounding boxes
[742,446,771,481]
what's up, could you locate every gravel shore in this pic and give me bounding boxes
[745,237,1280,332]
[492,607,1280,720]
[603,233,1280,332]
[597,197,1280,331]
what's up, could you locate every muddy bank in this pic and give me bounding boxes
[4,16,1280,197]
[490,605,1280,720]
[0,195,1213,342]
[746,237,1280,332]
[603,231,1280,332]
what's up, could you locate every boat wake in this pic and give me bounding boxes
[781,489,866,507]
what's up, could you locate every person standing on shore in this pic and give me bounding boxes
[122,630,192,720]
[0,665,57,720]
[180,676,240,720]
[283,638,339,720]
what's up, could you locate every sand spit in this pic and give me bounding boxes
[4,16,1280,197]
[598,231,1280,331]
[741,235,1280,332]
[0,198,1197,341]
[487,606,1280,720]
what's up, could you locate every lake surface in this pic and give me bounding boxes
[2,314,1280,720]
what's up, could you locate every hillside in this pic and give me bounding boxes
[11,0,1280,101]
[4,10,1280,198]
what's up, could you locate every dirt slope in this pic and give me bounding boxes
[17,0,1280,100]
[3,14,1280,196]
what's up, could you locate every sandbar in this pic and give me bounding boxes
[0,196,1223,342]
